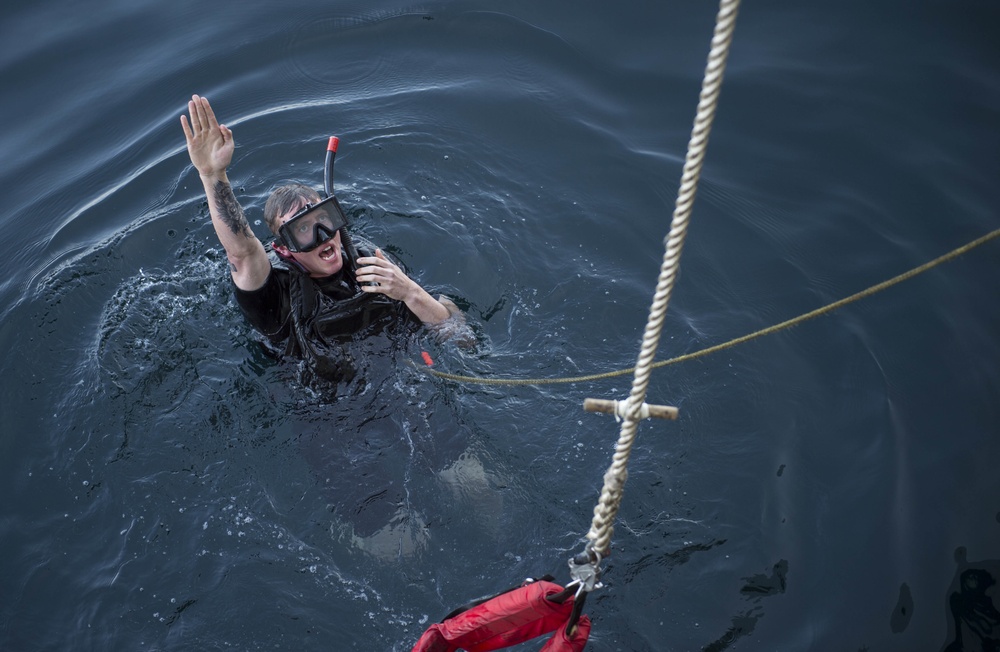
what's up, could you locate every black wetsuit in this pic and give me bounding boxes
[233,240,418,382]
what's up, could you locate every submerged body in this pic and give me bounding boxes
[179,94,489,557]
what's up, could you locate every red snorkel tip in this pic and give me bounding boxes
[327,136,339,152]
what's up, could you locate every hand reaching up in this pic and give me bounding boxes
[180,94,233,178]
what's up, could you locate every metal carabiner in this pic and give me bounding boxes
[568,547,604,595]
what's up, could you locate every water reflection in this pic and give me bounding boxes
[703,559,789,651]
[942,548,1000,651]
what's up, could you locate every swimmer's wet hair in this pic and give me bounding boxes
[263,183,323,234]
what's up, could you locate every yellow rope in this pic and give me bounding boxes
[426,226,1000,387]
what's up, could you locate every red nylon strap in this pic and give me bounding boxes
[539,615,590,652]
[411,581,590,652]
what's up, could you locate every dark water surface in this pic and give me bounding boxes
[2,1,999,650]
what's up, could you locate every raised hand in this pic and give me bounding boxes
[180,94,233,178]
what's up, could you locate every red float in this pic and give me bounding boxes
[411,580,590,652]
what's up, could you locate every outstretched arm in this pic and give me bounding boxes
[181,94,270,291]
[356,249,455,324]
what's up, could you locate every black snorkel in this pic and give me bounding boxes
[324,136,361,275]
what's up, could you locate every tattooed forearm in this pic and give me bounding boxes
[214,181,253,238]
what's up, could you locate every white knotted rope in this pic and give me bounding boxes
[586,0,742,557]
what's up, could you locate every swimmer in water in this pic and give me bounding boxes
[181,94,466,379]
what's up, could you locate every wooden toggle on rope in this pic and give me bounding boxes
[583,398,678,421]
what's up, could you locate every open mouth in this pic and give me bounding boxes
[319,244,337,261]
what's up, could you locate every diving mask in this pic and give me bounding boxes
[277,195,348,253]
